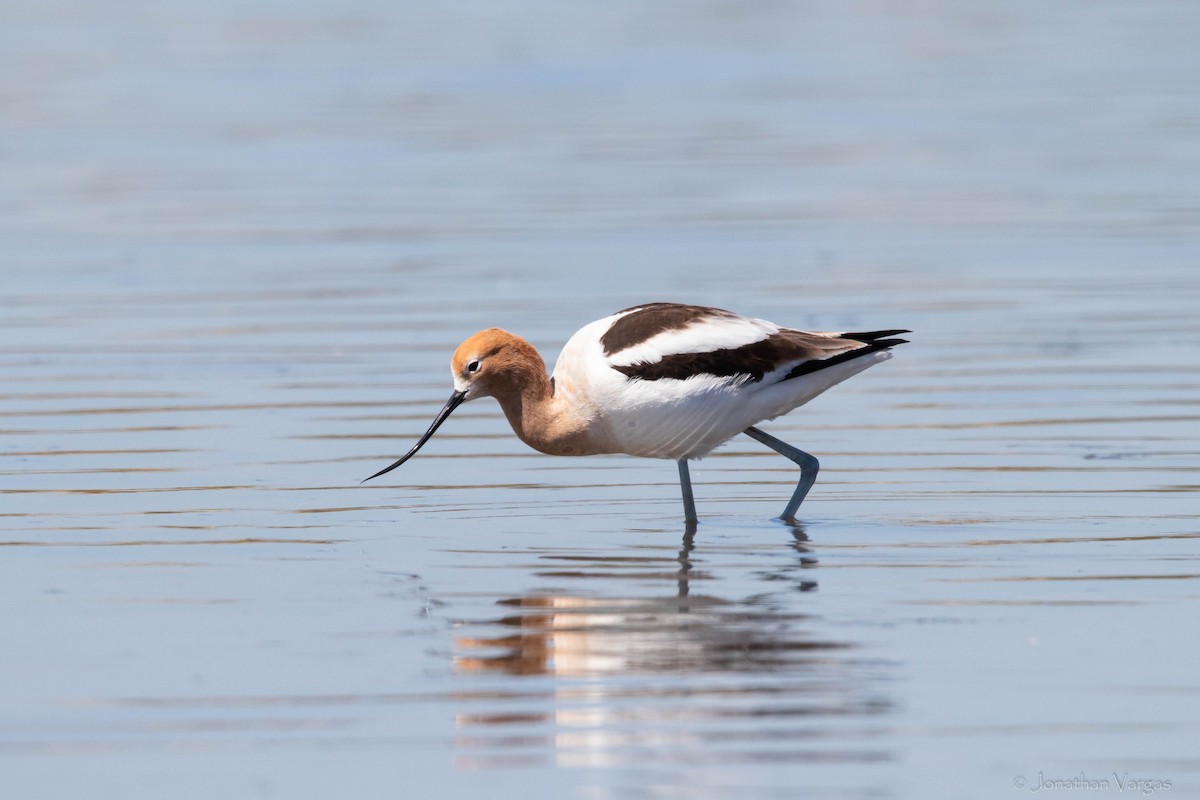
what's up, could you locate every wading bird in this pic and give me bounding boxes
[365,303,907,523]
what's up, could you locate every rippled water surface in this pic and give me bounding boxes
[3,1,1199,798]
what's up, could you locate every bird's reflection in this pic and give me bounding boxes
[450,523,896,773]
[455,523,831,678]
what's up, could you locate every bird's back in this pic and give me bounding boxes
[551,303,907,460]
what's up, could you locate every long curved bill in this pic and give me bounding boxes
[362,389,467,483]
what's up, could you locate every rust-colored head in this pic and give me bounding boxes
[451,328,545,401]
[362,328,545,483]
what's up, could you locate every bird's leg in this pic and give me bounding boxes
[743,426,820,521]
[676,459,699,525]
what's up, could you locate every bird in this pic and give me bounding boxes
[364,302,908,524]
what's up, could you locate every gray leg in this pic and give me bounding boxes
[743,426,820,521]
[677,459,699,525]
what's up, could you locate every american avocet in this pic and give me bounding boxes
[365,303,908,524]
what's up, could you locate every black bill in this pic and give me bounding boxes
[362,389,467,483]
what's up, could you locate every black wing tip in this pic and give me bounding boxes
[779,332,909,382]
[868,337,909,349]
[842,329,911,344]
[842,330,911,351]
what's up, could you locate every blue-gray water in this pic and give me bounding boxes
[2,1,1198,798]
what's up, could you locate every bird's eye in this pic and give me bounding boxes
[467,360,481,374]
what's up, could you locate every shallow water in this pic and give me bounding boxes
[3,1,1199,797]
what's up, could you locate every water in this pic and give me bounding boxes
[3,1,1199,797]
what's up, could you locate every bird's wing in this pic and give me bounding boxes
[601,303,908,385]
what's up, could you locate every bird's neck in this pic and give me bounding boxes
[491,363,594,457]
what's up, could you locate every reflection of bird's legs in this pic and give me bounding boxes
[677,523,696,599]
[677,459,698,524]
[743,426,820,521]
[785,519,810,550]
